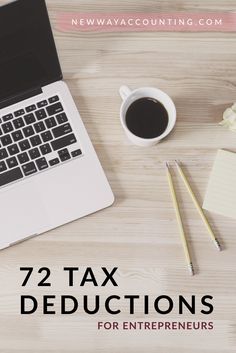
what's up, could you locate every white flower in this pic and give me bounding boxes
[220,103,236,131]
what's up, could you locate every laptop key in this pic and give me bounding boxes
[2,122,13,134]
[22,162,37,176]
[12,130,24,142]
[17,152,29,164]
[30,135,42,147]
[13,117,25,129]
[0,148,8,160]
[6,157,18,169]
[51,133,77,151]
[35,108,47,120]
[8,144,20,156]
[26,104,36,113]
[40,143,52,155]
[24,113,36,125]
[36,157,48,170]
[0,128,2,136]
[45,117,57,129]
[0,161,7,173]
[41,131,53,142]
[72,149,82,157]
[1,134,12,146]
[29,148,40,160]
[56,112,68,124]
[0,167,23,187]
[37,100,48,108]
[14,109,25,117]
[46,102,63,116]
[52,123,72,138]
[19,139,31,151]
[2,113,13,122]
[23,126,34,138]
[34,121,46,133]
[58,148,71,162]
[48,95,59,104]
[49,158,60,166]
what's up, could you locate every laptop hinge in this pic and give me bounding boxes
[0,87,43,110]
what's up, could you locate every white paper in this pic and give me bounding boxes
[203,149,236,220]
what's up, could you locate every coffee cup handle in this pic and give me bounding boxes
[119,86,131,101]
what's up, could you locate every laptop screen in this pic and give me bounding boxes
[0,0,62,104]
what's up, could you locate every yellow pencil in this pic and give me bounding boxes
[175,161,221,251]
[166,162,194,276]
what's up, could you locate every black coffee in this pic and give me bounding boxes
[125,97,169,139]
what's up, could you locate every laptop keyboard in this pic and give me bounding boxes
[0,95,82,188]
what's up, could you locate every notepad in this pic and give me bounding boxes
[203,149,236,220]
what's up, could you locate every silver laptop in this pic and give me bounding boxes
[0,0,114,249]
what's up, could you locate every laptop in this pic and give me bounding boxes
[0,0,114,249]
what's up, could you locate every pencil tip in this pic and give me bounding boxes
[188,263,195,276]
[215,239,222,251]
[165,161,169,169]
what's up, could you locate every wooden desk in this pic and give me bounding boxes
[0,0,235,352]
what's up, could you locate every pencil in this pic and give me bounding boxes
[166,162,194,276]
[175,161,221,251]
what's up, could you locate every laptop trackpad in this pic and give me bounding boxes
[0,181,49,249]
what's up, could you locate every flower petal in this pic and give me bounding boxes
[231,103,236,112]
[223,108,234,120]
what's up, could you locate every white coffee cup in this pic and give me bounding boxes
[119,85,176,147]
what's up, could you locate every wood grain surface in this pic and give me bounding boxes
[0,0,236,352]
